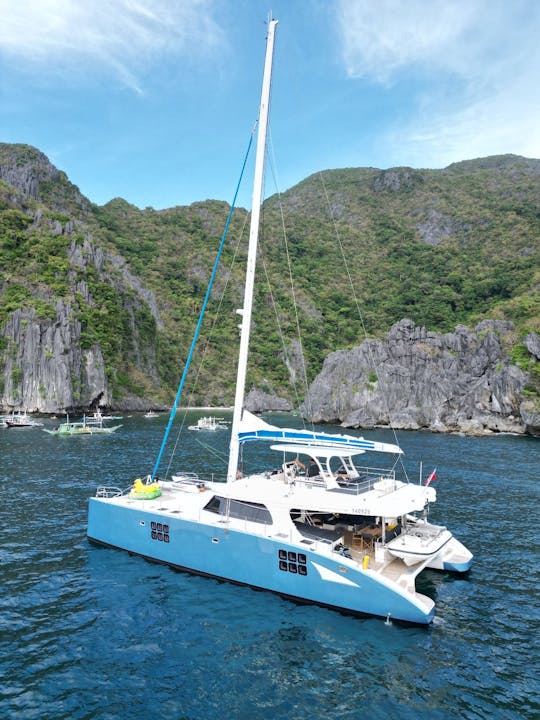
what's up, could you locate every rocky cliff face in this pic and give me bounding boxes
[245,388,293,413]
[303,319,538,436]
[0,234,163,413]
[0,143,92,216]
[1,303,109,412]
[0,144,164,413]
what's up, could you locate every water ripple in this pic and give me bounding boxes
[0,417,538,719]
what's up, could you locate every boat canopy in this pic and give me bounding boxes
[269,443,365,459]
[238,410,403,455]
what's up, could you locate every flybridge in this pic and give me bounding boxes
[237,410,403,455]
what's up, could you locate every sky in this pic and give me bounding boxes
[1,0,539,211]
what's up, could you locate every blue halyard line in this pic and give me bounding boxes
[150,129,256,481]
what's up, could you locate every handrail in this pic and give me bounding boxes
[95,486,127,498]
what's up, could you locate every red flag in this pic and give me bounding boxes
[424,468,437,486]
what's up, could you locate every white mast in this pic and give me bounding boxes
[226,18,278,483]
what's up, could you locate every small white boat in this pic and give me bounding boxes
[188,416,228,431]
[144,411,159,418]
[90,410,123,422]
[4,411,43,428]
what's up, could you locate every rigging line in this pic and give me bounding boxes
[193,437,229,466]
[186,210,250,406]
[259,250,305,416]
[150,126,256,481]
[180,212,249,414]
[267,128,312,427]
[262,133,307,420]
[162,210,251,481]
[318,171,410,480]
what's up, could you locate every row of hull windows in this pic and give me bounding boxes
[152,530,170,542]
[278,549,308,575]
[279,549,307,564]
[280,561,308,575]
[151,521,169,542]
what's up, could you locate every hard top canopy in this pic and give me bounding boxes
[269,443,365,459]
[239,410,403,455]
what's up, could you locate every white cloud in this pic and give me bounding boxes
[337,0,540,163]
[338,0,480,81]
[0,0,223,93]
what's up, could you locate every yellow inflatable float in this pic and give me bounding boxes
[130,477,162,500]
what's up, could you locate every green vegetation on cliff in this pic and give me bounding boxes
[0,143,538,407]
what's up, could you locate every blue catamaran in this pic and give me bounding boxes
[87,18,472,624]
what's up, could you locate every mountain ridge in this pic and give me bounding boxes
[0,143,538,434]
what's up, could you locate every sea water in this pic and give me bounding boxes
[1,414,538,719]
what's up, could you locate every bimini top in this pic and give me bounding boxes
[269,443,365,459]
[238,410,403,455]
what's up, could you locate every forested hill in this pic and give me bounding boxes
[0,143,538,416]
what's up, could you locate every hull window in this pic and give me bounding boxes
[204,496,272,524]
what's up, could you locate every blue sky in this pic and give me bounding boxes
[1,0,539,210]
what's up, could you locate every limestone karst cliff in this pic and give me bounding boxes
[0,144,165,412]
[1,143,539,430]
[302,319,539,436]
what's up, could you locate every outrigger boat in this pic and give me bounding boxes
[87,18,472,624]
[44,415,122,435]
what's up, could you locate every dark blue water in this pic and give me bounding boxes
[1,414,539,719]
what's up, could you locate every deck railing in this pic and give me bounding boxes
[293,466,397,495]
[95,485,128,498]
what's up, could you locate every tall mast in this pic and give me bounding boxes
[226,18,278,483]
